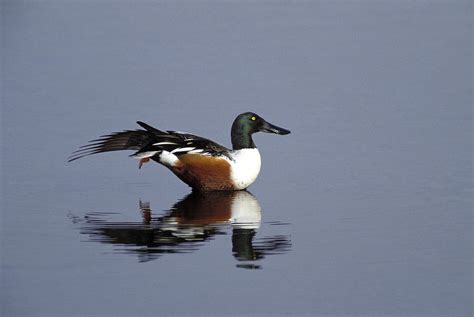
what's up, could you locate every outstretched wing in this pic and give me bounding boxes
[68,130,151,162]
[68,121,231,162]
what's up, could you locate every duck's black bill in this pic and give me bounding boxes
[260,121,291,135]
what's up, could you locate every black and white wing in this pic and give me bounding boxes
[131,122,231,159]
[68,121,231,162]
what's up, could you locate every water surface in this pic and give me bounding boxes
[1,1,472,316]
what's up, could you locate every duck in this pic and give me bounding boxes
[69,112,290,191]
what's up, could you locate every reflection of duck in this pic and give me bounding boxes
[73,191,291,267]
[161,191,261,230]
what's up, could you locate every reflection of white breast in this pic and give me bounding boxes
[230,191,262,229]
[229,149,261,190]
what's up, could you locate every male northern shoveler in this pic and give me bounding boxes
[69,112,290,191]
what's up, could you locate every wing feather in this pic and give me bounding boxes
[69,122,231,163]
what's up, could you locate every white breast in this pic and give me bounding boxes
[229,148,261,190]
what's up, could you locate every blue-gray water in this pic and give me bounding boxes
[1,1,472,316]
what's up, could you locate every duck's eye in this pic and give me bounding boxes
[251,116,256,121]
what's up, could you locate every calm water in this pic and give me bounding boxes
[1,1,472,316]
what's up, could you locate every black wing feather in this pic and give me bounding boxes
[68,122,231,163]
[68,130,151,162]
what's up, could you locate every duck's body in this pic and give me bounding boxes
[69,112,290,191]
[164,148,261,191]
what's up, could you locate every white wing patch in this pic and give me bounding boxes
[171,147,196,154]
[187,149,204,154]
[153,141,178,146]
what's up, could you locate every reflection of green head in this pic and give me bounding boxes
[231,112,291,150]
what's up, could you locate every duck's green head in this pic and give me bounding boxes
[231,112,291,150]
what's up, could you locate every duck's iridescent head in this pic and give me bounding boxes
[231,112,290,150]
